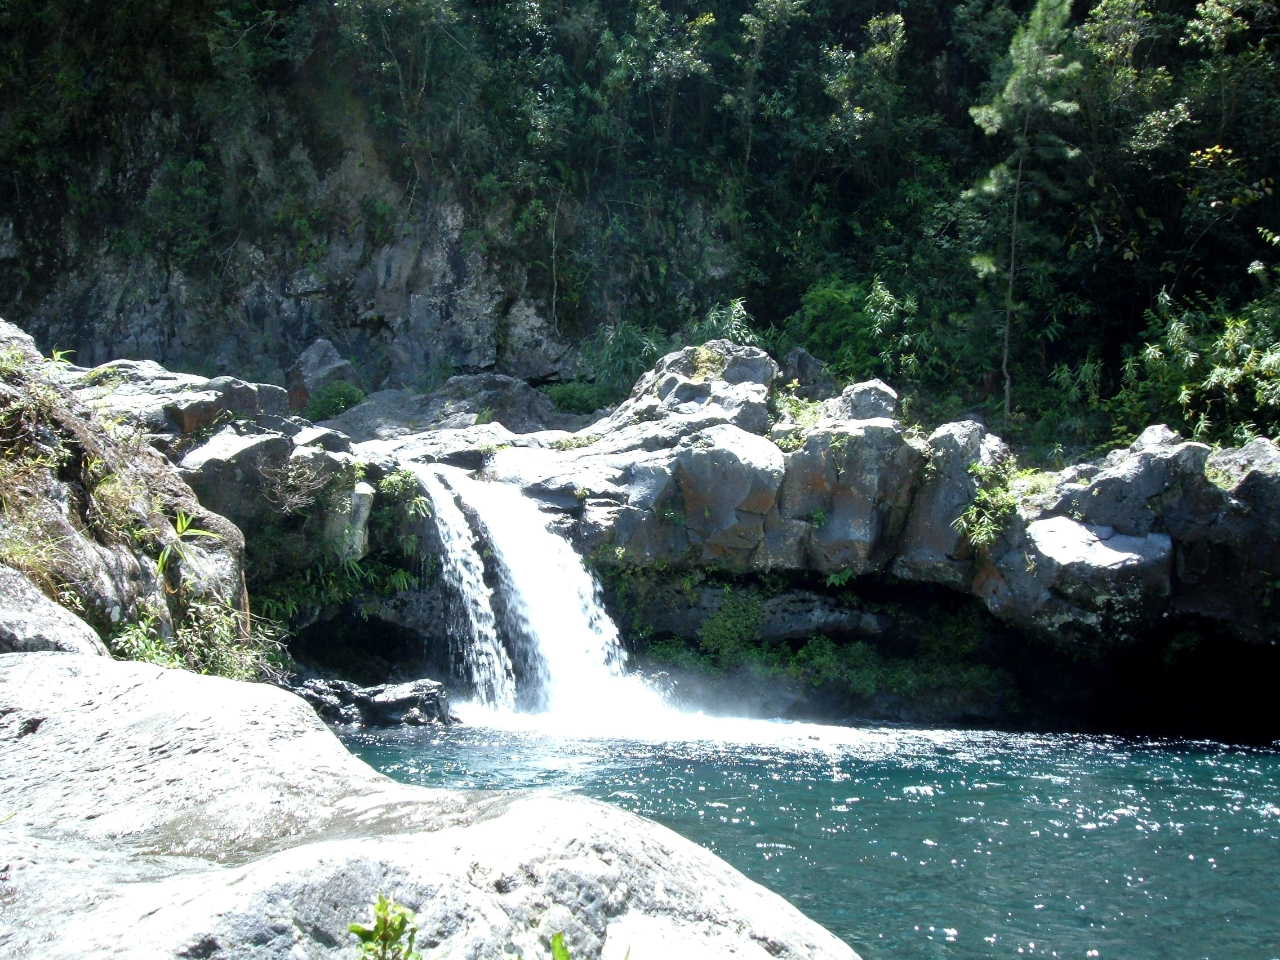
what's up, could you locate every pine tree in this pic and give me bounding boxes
[968,0,1082,422]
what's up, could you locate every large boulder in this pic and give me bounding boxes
[286,337,358,410]
[59,357,288,444]
[0,566,108,655]
[1167,436,1280,637]
[284,676,455,726]
[1043,425,1211,536]
[777,420,925,574]
[179,427,295,528]
[820,379,899,422]
[602,340,779,437]
[0,654,857,960]
[974,515,1173,637]
[892,421,1010,588]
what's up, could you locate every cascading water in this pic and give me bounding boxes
[444,470,627,714]
[410,464,516,710]
[413,463,667,723]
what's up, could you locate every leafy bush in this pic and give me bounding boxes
[1111,284,1280,445]
[578,320,666,398]
[108,598,283,681]
[542,381,615,415]
[777,276,924,386]
[698,588,767,668]
[304,380,366,422]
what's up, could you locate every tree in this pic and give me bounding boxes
[967,0,1082,422]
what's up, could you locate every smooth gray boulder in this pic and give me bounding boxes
[821,379,899,422]
[179,427,294,527]
[1045,425,1211,536]
[0,567,108,655]
[975,516,1173,635]
[0,654,857,960]
[283,676,455,726]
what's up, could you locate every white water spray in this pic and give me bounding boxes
[410,464,517,709]
[414,463,669,723]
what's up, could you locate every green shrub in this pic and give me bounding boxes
[698,588,766,668]
[304,380,365,421]
[542,381,615,415]
[108,598,282,681]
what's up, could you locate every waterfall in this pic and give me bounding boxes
[414,463,662,720]
[410,465,517,710]
[444,470,628,714]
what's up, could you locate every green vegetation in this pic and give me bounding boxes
[542,381,615,415]
[769,380,823,451]
[953,458,1021,549]
[350,895,421,960]
[631,575,1010,712]
[108,598,282,681]
[348,895,577,959]
[1,0,1277,447]
[304,381,366,422]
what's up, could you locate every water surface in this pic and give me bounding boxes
[342,716,1280,960]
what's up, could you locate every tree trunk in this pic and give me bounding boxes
[1003,113,1030,425]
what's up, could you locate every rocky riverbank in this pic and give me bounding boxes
[0,653,854,959]
[7,317,1277,735]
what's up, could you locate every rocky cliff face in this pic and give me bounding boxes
[0,653,857,960]
[5,118,574,394]
[0,320,254,669]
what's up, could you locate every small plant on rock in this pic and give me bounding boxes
[156,511,219,583]
[349,894,422,960]
[952,458,1019,549]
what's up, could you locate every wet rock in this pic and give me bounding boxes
[975,516,1173,637]
[284,676,455,726]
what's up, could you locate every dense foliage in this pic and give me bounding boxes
[1,0,1277,447]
